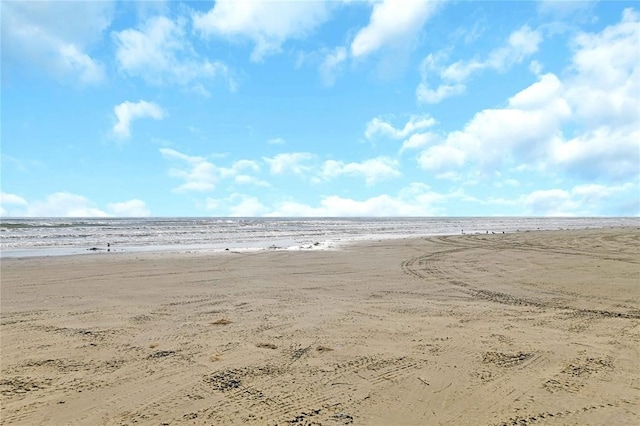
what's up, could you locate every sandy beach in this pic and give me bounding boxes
[1,228,639,425]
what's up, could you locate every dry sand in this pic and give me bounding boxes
[1,228,639,425]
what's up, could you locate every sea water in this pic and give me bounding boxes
[1,217,638,258]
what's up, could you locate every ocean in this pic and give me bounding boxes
[1,217,638,258]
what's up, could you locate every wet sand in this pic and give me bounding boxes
[1,228,639,425]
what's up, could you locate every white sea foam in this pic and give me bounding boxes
[1,217,638,258]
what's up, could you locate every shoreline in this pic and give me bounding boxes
[1,227,639,424]
[2,224,639,260]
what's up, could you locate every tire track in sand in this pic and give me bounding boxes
[200,355,427,424]
[400,238,640,319]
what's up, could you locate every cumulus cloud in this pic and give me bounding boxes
[228,159,260,175]
[400,132,439,153]
[365,114,436,140]
[0,192,28,207]
[508,72,564,109]
[551,125,640,181]
[417,144,467,176]
[414,9,639,191]
[114,15,233,92]
[106,199,151,217]
[539,10,638,182]
[321,157,401,185]
[206,194,269,217]
[0,192,28,216]
[420,72,570,175]
[487,25,542,70]
[193,0,331,62]
[520,182,637,216]
[220,160,269,187]
[234,175,270,187]
[564,8,639,129]
[18,192,109,217]
[160,148,218,192]
[350,0,440,58]
[263,152,401,185]
[267,183,447,217]
[415,82,465,104]
[1,0,112,84]
[0,192,152,217]
[113,100,166,139]
[161,148,265,193]
[521,188,578,216]
[417,25,543,104]
[263,152,315,175]
[251,179,637,217]
[311,0,441,85]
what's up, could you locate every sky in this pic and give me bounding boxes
[1,0,639,217]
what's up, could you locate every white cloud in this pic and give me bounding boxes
[551,125,640,181]
[321,157,401,185]
[220,160,269,187]
[365,114,436,140]
[439,59,483,83]
[114,15,233,92]
[0,192,152,217]
[268,137,286,145]
[520,182,637,216]
[319,46,347,86]
[487,25,542,70]
[400,132,438,153]
[228,196,268,217]
[232,159,260,174]
[415,82,465,104]
[565,8,639,128]
[193,0,331,62]
[522,188,577,216]
[259,180,637,218]
[160,148,217,192]
[263,152,315,175]
[234,175,270,187]
[161,149,266,193]
[416,35,629,182]
[441,26,542,81]
[417,25,543,104]
[209,194,269,217]
[550,9,639,181]
[1,1,111,84]
[417,144,467,175]
[350,0,440,58]
[268,183,446,217]
[205,194,269,216]
[508,73,564,109]
[0,192,28,216]
[56,44,105,84]
[0,192,28,207]
[25,192,109,217]
[106,199,151,217]
[418,72,571,175]
[311,0,440,85]
[538,0,595,18]
[263,153,400,185]
[113,100,166,139]
[414,12,639,204]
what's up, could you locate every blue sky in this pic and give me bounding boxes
[1,0,638,217]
